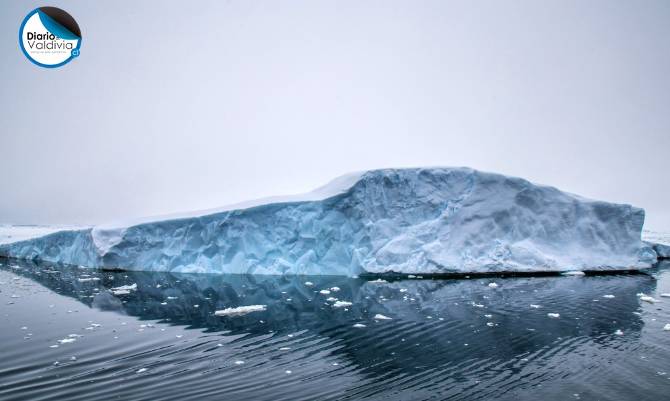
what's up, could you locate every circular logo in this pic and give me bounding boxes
[19,7,82,68]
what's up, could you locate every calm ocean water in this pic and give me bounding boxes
[1,259,669,401]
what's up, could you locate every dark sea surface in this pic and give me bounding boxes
[1,259,670,401]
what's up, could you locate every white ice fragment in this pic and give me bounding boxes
[285,370,292,374]
[111,283,137,295]
[279,347,291,351]
[486,322,495,327]
[353,323,366,328]
[547,313,560,318]
[319,290,331,295]
[399,289,408,293]
[640,296,658,303]
[374,314,392,320]
[603,295,615,299]
[614,329,623,336]
[368,279,388,284]
[660,293,670,298]
[488,283,498,288]
[234,360,245,365]
[58,338,76,344]
[136,368,148,373]
[530,304,541,309]
[326,297,338,302]
[562,271,585,276]
[214,305,267,316]
[484,314,492,319]
[77,277,100,282]
[332,301,352,308]
[304,281,314,287]
[663,324,670,331]
[330,287,341,292]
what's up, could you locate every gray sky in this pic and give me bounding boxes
[1,0,669,230]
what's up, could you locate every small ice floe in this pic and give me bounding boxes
[136,368,148,374]
[166,296,178,300]
[408,275,417,278]
[330,287,341,292]
[562,271,585,276]
[77,277,100,282]
[58,338,77,344]
[399,288,408,293]
[234,360,245,365]
[326,297,338,302]
[304,281,314,287]
[353,323,366,328]
[214,305,267,316]
[279,347,291,351]
[332,301,352,308]
[640,296,658,304]
[614,329,624,336]
[488,283,499,288]
[530,304,541,309]
[285,370,292,374]
[486,322,495,327]
[663,324,670,331]
[374,314,392,320]
[111,283,137,295]
[547,313,560,318]
[472,302,485,308]
[70,356,77,361]
[660,293,670,298]
[368,279,388,284]
[603,295,615,299]
[484,314,492,319]
[319,290,331,295]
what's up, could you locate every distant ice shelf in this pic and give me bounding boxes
[0,167,661,275]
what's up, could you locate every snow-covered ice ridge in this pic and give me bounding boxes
[0,168,659,275]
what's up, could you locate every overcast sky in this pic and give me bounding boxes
[1,1,669,230]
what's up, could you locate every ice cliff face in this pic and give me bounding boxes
[0,168,657,275]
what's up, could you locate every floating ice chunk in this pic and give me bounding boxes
[614,329,623,336]
[111,283,137,295]
[332,301,352,308]
[640,296,658,303]
[399,288,408,293]
[136,368,148,373]
[660,293,670,298]
[368,279,388,284]
[484,314,492,318]
[472,302,485,308]
[530,304,541,308]
[58,338,76,344]
[285,370,292,374]
[663,324,670,331]
[330,287,340,292]
[304,282,314,287]
[562,271,585,276]
[214,305,267,316]
[374,314,392,320]
[353,323,366,328]
[319,290,331,295]
[279,347,291,351]
[234,360,245,365]
[326,297,338,302]
[547,313,560,318]
[77,277,100,282]
[488,283,499,288]
[486,322,495,327]
[603,295,615,299]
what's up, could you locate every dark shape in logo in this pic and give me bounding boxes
[19,6,82,68]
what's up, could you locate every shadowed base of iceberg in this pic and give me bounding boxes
[0,168,659,275]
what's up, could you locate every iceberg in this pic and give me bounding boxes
[0,167,658,275]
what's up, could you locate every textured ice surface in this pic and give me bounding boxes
[0,168,658,275]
